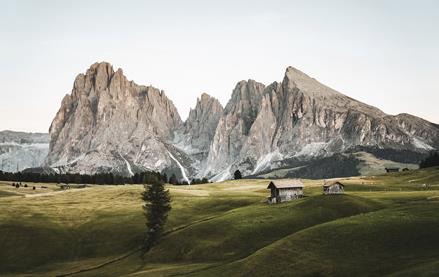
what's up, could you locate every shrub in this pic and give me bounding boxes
[234,170,242,180]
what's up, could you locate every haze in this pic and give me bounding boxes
[1,0,438,133]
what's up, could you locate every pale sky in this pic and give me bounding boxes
[1,0,438,133]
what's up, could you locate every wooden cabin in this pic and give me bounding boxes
[267,179,304,204]
[59,183,70,190]
[323,180,344,195]
[385,167,400,173]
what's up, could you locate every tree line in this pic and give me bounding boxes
[0,170,165,185]
[420,152,439,169]
[0,170,212,185]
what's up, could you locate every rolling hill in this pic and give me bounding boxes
[1,168,439,276]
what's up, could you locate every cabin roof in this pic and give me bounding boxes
[267,179,304,189]
[323,180,344,187]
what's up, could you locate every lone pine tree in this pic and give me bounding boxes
[141,179,171,253]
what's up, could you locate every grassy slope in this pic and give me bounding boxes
[0,168,439,276]
[200,199,439,276]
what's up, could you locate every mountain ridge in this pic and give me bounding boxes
[0,130,49,172]
[41,62,439,180]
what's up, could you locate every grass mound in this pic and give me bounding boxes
[204,201,439,276]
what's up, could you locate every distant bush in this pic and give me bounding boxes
[420,152,439,169]
[24,184,28,188]
[191,178,209,185]
[234,170,242,180]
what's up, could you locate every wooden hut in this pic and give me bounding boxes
[59,183,70,190]
[323,180,344,195]
[267,179,304,204]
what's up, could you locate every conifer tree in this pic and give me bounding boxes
[141,179,171,253]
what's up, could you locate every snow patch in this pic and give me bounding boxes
[167,150,190,184]
[119,153,134,176]
[412,137,434,151]
[154,159,165,168]
[252,150,283,174]
[171,131,200,155]
[209,166,232,182]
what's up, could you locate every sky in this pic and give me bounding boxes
[0,0,438,133]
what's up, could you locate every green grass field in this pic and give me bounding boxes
[1,167,439,276]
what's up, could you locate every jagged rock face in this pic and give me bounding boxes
[204,80,265,179]
[0,131,49,172]
[45,62,186,177]
[174,93,223,162]
[45,62,439,181]
[205,67,439,180]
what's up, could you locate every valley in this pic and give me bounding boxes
[1,167,439,276]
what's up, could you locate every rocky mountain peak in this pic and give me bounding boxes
[175,93,224,163]
[225,80,265,112]
[199,92,212,101]
[204,66,439,181]
[283,66,342,99]
[44,62,439,181]
[45,62,184,176]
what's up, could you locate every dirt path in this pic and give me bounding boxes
[55,213,224,277]
[56,248,142,277]
[24,190,67,198]
[24,188,89,198]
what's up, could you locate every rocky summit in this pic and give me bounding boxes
[44,62,439,181]
[205,66,439,180]
[45,62,190,180]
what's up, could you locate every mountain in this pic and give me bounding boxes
[173,93,223,164]
[203,80,265,180]
[205,67,439,180]
[0,130,49,172]
[45,62,193,180]
[45,62,439,181]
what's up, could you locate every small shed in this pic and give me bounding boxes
[323,180,344,195]
[385,167,400,173]
[267,179,304,204]
[59,183,70,190]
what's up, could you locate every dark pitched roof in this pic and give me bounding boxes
[323,180,344,187]
[267,179,304,189]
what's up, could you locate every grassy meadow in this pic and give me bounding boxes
[1,167,439,276]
